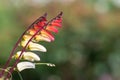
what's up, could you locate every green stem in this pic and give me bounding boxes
[35,63,55,67]
[16,70,23,80]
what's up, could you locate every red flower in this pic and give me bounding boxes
[26,12,62,42]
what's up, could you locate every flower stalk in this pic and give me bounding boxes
[0,12,62,80]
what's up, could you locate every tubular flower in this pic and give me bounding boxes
[34,34,51,42]
[13,51,40,61]
[20,40,47,52]
[11,12,63,72]
[17,62,35,72]
[28,42,47,52]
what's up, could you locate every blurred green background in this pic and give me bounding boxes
[0,0,120,80]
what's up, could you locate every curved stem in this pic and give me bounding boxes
[3,15,45,70]
[7,27,44,78]
[16,70,23,80]
[2,30,26,70]
[35,63,55,67]
[1,13,47,77]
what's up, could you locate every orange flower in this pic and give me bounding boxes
[34,34,51,42]
[27,29,37,35]
[41,29,54,41]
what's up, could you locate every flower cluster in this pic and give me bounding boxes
[11,12,62,72]
[0,12,62,80]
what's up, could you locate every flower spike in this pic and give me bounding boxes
[2,12,62,79]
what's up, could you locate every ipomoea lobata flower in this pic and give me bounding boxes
[13,51,40,61]
[34,34,51,42]
[17,62,35,72]
[1,12,62,76]
[20,40,29,47]
[20,40,47,52]
[23,35,32,41]
[41,29,55,41]
[28,42,47,52]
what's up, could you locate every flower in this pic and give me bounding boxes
[20,40,47,52]
[17,62,35,72]
[34,34,51,42]
[13,51,40,61]
[23,35,32,41]
[41,29,55,41]
[28,42,47,52]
